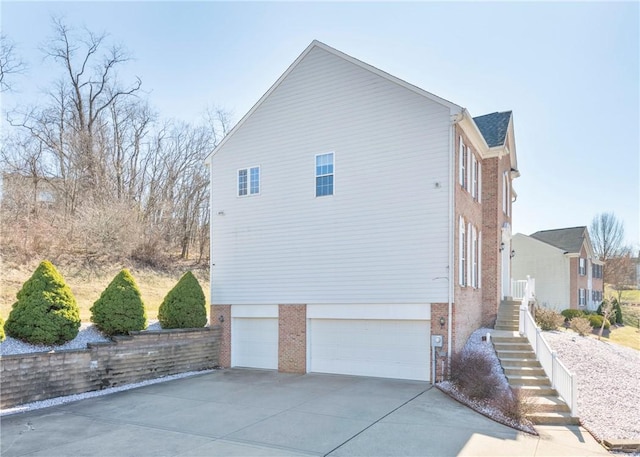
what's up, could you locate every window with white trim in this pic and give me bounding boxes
[238,166,260,196]
[579,258,586,276]
[476,160,482,203]
[315,152,334,197]
[592,264,603,278]
[478,230,482,288]
[471,154,478,200]
[459,138,467,189]
[471,225,478,288]
[579,288,586,306]
[459,217,466,286]
[502,172,510,215]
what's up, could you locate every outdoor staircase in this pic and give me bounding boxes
[492,299,579,426]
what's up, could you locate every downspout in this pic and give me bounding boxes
[448,112,463,371]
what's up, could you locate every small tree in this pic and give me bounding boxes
[596,299,616,340]
[90,270,147,336]
[158,271,207,329]
[5,260,80,345]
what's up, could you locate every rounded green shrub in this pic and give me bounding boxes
[0,315,5,342]
[588,314,610,330]
[5,260,80,345]
[90,269,147,336]
[561,309,585,320]
[158,271,207,329]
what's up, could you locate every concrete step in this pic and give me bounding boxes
[501,300,522,307]
[529,395,571,413]
[493,342,531,351]
[491,336,527,343]
[512,385,558,396]
[495,318,520,325]
[495,324,520,331]
[496,349,536,359]
[507,375,551,386]
[498,358,541,368]
[527,412,579,425]
[503,366,546,376]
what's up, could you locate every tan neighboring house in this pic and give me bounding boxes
[208,40,520,382]
[512,227,604,311]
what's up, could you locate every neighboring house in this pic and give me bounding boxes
[1,172,59,211]
[208,41,519,382]
[512,227,604,311]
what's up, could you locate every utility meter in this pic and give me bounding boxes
[431,335,443,347]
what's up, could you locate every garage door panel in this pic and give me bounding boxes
[309,319,430,381]
[232,318,278,369]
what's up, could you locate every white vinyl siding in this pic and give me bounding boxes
[210,46,451,305]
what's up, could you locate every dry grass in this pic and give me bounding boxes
[1,260,210,323]
[608,325,640,351]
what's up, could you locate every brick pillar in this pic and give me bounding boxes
[430,302,452,383]
[210,305,231,367]
[278,304,306,373]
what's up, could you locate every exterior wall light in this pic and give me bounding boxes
[218,315,225,323]
[499,242,505,252]
[439,316,446,328]
[510,250,516,258]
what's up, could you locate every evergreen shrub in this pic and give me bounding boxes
[588,314,610,330]
[90,269,147,336]
[0,315,5,342]
[5,260,80,345]
[561,309,585,320]
[158,271,207,329]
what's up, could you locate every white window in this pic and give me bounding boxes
[476,161,482,203]
[315,152,334,197]
[579,288,586,306]
[459,217,466,286]
[502,172,510,215]
[579,258,586,276]
[471,154,478,200]
[238,166,260,196]
[471,225,479,288]
[478,231,482,288]
[459,138,467,190]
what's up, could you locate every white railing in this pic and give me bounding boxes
[511,279,527,300]
[519,277,577,417]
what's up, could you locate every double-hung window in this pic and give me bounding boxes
[315,152,334,197]
[459,217,466,286]
[459,138,467,189]
[579,288,586,306]
[579,258,586,276]
[238,166,260,196]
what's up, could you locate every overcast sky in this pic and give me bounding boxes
[2,1,638,248]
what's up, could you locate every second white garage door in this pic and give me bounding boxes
[308,319,430,381]
[232,317,278,369]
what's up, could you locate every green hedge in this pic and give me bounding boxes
[588,314,610,330]
[5,261,80,345]
[90,270,147,336]
[561,309,585,320]
[158,271,207,329]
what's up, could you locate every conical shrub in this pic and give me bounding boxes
[5,260,80,345]
[90,269,147,336]
[158,271,207,329]
[0,315,5,342]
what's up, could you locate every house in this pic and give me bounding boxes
[511,227,604,311]
[208,41,519,382]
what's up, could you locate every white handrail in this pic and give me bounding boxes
[518,278,577,417]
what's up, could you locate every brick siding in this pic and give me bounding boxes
[211,304,231,366]
[278,304,307,373]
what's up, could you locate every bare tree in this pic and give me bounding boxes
[606,252,636,302]
[0,34,26,92]
[591,212,625,262]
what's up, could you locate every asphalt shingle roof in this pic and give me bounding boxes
[530,227,587,253]
[473,111,512,147]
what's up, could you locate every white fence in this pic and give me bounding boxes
[511,279,527,300]
[518,277,577,417]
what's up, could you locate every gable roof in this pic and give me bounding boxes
[207,40,464,161]
[473,111,512,148]
[530,226,587,254]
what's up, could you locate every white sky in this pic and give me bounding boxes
[1,1,638,248]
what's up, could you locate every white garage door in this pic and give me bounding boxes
[309,319,430,381]
[232,318,278,369]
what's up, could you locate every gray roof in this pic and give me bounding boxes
[473,111,512,147]
[530,227,587,253]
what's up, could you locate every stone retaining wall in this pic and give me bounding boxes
[0,326,220,409]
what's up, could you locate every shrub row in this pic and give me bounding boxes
[3,261,207,345]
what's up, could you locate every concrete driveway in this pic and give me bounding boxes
[1,369,608,456]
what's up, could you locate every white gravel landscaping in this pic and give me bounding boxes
[543,329,640,442]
